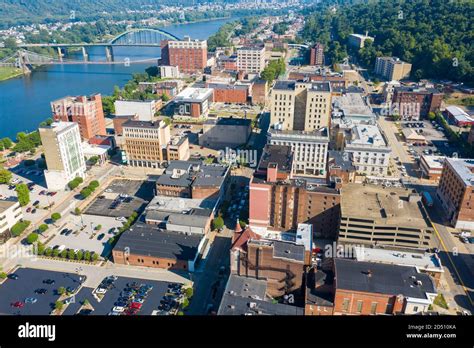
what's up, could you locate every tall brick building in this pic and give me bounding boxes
[160,37,207,73]
[230,224,306,298]
[309,43,324,66]
[249,145,340,238]
[392,86,443,120]
[437,158,474,229]
[51,94,106,140]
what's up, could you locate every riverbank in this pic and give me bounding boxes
[0,66,23,82]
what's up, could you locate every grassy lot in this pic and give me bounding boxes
[433,293,449,309]
[0,66,23,81]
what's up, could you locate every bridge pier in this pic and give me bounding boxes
[105,46,114,62]
[81,46,89,62]
[57,47,63,62]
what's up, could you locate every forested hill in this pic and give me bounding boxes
[300,0,474,83]
[0,0,228,28]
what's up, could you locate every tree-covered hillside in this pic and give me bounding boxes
[300,0,474,83]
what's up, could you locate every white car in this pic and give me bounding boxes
[96,288,107,294]
[460,231,471,238]
[113,306,125,312]
[115,217,127,222]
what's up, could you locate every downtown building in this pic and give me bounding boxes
[51,95,106,141]
[392,85,443,120]
[309,43,324,66]
[160,37,208,73]
[0,199,23,244]
[39,122,86,190]
[122,119,171,168]
[249,145,340,239]
[269,80,332,178]
[374,57,412,81]
[237,46,266,74]
[436,158,474,229]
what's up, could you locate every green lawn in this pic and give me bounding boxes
[0,66,23,81]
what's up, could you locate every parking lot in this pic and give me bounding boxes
[401,120,459,159]
[62,276,183,316]
[0,268,82,315]
[84,179,154,218]
[0,169,69,225]
[47,214,123,256]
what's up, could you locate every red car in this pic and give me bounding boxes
[26,207,32,213]
[50,192,57,196]
[124,308,138,315]
[130,302,142,310]
[11,301,24,308]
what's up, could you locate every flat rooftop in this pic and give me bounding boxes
[421,155,446,170]
[354,247,443,273]
[113,223,203,261]
[0,199,18,213]
[204,117,251,127]
[273,80,331,92]
[332,93,374,119]
[335,259,436,299]
[258,144,293,174]
[446,158,474,187]
[217,275,304,315]
[40,121,77,133]
[341,184,432,228]
[346,124,389,149]
[122,120,165,129]
[175,87,213,102]
[156,160,228,188]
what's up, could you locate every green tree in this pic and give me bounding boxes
[10,220,31,236]
[15,183,30,206]
[182,297,189,309]
[84,251,91,262]
[185,287,194,298]
[38,224,48,233]
[0,168,12,184]
[1,138,13,149]
[212,216,224,231]
[37,242,46,255]
[89,180,99,189]
[95,224,102,231]
[26,232,39,244]
[68,249,76,260]
[57,287,66,295]
[51,213,61,222]
[60,250,68,258]
[91,253,99,262]
[55,301,64,311]
[74,207,81,216]
[52,249,59,257]
[80,187,92,199]
[88,156,99,166]
[45,248,53,257]
[76,250,83,260]
[161,93,170,102]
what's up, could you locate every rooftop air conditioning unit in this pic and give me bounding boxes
[249,302,257,309]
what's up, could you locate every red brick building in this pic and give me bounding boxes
[206,83,249,104]
[249,145,341,239]
[230,224,306,298]
[161,37,207,73]
[309,43,324,66]
[392,86,443,120]
[333,259,437,315]
[51,94,106,140]
[251,79,268,105]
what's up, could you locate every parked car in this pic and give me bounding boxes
[97,233,105,241]
[24,297,37,304]
[34,288,48,295]
[8,273,19,280]
[113,306,125,313]
[12,301,25,308]
[43,279,55,285]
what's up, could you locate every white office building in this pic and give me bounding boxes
[237,46,266,74]
[114,100,160,122]
[345,124,391,176]
[0,199,23,243]
[267,128,329,178]
[39,122,86,190]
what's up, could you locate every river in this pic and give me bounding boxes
[0,17,235,139]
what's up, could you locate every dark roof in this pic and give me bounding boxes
[207,83,249,91]
[273,240,305,262]
[113,223,202,261]
[204,117,252,127]
[122,120,163,129]
[218,275,304,315]
[395,86,441,94]
[274,80,296,91]
[258,144,293,173]
[334,259,436,298]
[328,150,356,171]
[156,160,228,188]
